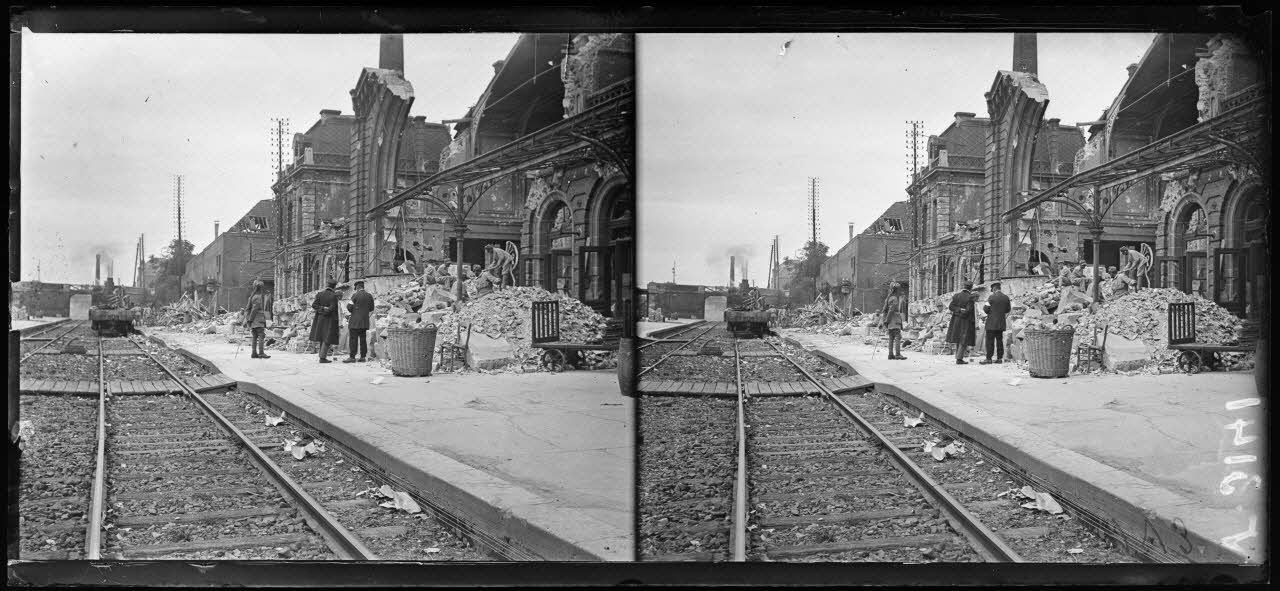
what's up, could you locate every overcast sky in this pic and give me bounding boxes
[19,32,518,285]
[637,32,1156,287]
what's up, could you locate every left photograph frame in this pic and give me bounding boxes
[10,27,635,572]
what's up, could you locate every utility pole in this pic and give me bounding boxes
[173,174,186,280]
[807,177,821,248]
[905,120,925,185]
[270,117,290,184]
[768,235,780,290]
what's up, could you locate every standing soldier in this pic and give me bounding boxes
[309,279,340,363]
[243,279,273,359]
[879,282,907,360]
[343,280,374,363]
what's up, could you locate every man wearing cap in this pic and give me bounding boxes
[243,279,273,359]
[946,281,978,364]
[344,280,375,363]
[309,279,340,363]
[980,282,1011,364]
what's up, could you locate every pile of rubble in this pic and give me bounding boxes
[782,298,860,328]
[150,293,221,327]
[432,286,610,369]
[1075,288,1250,371]
[11,304,29,321]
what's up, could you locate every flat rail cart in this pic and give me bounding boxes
[531,300,621,372]
[725,308,771,339]
[89,306,140,337]
[1167,301,1258,374]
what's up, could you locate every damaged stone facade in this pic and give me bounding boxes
[1096,33,1267,318]
[906,109,1081,299]
[438,33,634,316]
[272,107,450,298]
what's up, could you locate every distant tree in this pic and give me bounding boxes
[783,241,828,305]
[162,239,196,277]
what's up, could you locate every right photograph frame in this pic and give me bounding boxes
[632,31,1268,565]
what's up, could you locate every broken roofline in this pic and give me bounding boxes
[364,91,633,220]
[1002,94,1269,222]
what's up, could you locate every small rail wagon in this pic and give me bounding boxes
[725,309,771,338]
[89,307,139,337]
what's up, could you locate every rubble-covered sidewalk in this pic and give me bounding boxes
[783,329,1264,563]
[151,281,614,372]
[145,328,634,561]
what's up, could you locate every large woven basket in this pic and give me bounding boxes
[1024,327,1075,378]
[386,325,438,377]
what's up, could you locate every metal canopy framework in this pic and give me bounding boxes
[1003,94,1268,222]
[366,91,634,220]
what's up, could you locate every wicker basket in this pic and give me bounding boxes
[1024,327,1075,378]
[386,325,438,377]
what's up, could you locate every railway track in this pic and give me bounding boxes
[638,324,1133,562]
[18,320,87,362]
[18,333,490,561]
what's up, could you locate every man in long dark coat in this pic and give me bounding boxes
[343,280,375,363]
[946,281,978,365]
[980,282,1011,364]
[309,279,340,363]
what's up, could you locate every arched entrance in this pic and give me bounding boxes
[1165,202,1210,297]
[581,179,634,317]
[534,199,576,296]
[1217,185,1268,318]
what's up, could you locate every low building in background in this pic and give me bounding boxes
[183,199,278,312]
[820,201,913,314]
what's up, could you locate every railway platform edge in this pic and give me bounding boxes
[781,331,1261,564]
[146,331,632,562]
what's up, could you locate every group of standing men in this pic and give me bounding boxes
[308,279,375,364]
[944,281,1011,365]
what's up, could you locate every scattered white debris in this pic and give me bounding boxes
[370,377,386,385]
[1067,548,1084,554]
[1018,485,1064,514]
[1007,378,1023,386]
[425,547,440,554]
[265,411,286,427]
[376,484,422,514]
[904,412,925,428]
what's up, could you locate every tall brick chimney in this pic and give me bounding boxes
[96,254,101,283]
[379,34,404,74]
[1013,33,1037,75]
[214,220,220,239]
[730,256,736,287]
[849,222,856,241]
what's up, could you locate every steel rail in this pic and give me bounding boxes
[636,322,721,378]
[637,320,708,350]
[19,320,86,363]
[129,337,378,560]
[729,339,748,562]
[765,340,1024,563]
[84,336,107,559]
[18,317,72,339]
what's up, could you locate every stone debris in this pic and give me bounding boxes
[820,278,1253,375]
[784,299,862,331]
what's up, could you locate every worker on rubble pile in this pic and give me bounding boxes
[343,280,374,363]
[310,279,340,363]
[243,279,273,359]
